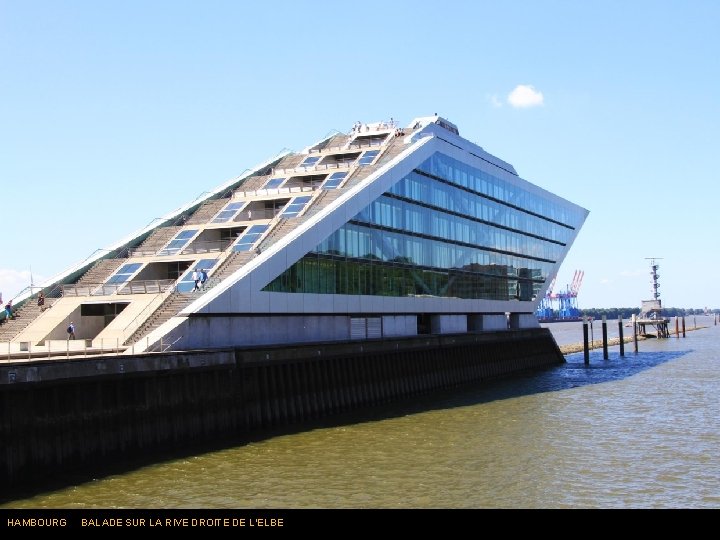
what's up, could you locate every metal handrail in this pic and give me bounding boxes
[272,161,354,175]
[5,283,64,314]
[234,209,277,221]
[180,239,233,255]
[118,280,176,295]
[231,185,317,200]
[61,279,176,297]
[120,288,172,343]
[127,246,161,257]
[308,138,388,154]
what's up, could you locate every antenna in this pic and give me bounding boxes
[645,257,663,301]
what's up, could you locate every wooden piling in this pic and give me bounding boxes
[583,317,590,364]
[682,316,686,337]
[632,314,638,353]
[618,317,625,357]
[601,315,608,360]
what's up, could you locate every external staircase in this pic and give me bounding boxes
[185,199,229,225]
[123,251,257,346]
[0,296,57,341]
[75,258,126,287]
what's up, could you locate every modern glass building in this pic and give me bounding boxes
[1,115,587,354]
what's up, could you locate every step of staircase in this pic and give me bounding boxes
[185,199,229,225]
[75,258,126,287]
[0,299,57,341]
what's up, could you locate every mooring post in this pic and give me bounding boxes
[602,315,608,360]
[583,316,590,364]
[694,316,697,330]
[632,314,638,354]
[618,316,625,357]
[682,316,686,337]
[675,316,679,339]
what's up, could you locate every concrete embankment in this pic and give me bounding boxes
[0,328,563,498]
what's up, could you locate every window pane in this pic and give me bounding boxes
[263,177,285,189]
[300,156,320,167]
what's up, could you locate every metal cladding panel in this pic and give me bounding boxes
[350,318,366,339]
[367,317,382,338]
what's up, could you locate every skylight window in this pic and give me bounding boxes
[358,150,379,166]
[299,156,321,167]
[211,202,245,223]
[233,224,269,252]
[263,177,285,189]
[159,229,198,255]
[279,196,312,218]
[322,172,347,189]
[106,263,143,284]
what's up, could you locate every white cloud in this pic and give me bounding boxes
[507,84,544,108]
[600,278,612,285]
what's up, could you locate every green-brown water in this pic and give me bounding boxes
[3,321,719,509]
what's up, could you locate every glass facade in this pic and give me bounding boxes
[263,152,583,301]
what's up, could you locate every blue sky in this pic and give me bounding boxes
[1,1,718,310]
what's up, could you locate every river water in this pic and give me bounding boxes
[3,317,719,509]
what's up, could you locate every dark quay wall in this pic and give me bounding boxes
[0,328,563,498]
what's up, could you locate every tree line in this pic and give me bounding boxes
[580,307,718,320]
